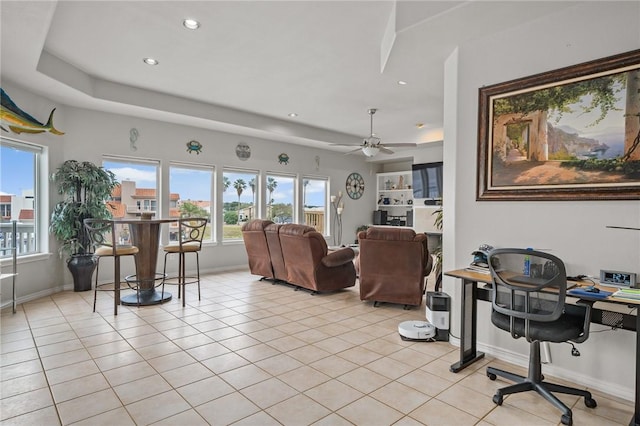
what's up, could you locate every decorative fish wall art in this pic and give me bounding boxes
[0,88,64,135]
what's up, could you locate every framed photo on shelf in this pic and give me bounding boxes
[477,49,640,201]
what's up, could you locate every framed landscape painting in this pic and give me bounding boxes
[477,49,640,201]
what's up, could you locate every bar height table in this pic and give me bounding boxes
[114,218,174,305]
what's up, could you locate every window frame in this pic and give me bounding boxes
[302,175,329,236]
[102,155,161,218]
[169,161,216,243]
[0,137,47,260]
[222,167,259,242]
[265,171,297,224]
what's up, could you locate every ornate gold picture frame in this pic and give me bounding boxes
[477,49,640,201]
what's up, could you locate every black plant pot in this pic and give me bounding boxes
[67,254,97,292]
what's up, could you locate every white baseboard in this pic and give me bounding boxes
[1,285,67,312]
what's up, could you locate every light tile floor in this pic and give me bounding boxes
[1,269,634,425]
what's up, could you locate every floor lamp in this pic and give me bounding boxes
[331,192,344,246]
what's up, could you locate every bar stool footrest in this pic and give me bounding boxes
[162,275,200,286]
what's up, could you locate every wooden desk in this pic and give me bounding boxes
[114,218,174,306]
[445,268,639,426]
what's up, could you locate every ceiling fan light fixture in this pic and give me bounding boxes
[362,146,380,157]
[364,136,380,146]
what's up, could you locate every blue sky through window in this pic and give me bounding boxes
[1,146,34,196]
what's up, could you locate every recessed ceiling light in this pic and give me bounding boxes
[288,113,298,118]
[143,57,159,65]
[416,123,424,129]
[183,19,200,30]
[397,80,408,85]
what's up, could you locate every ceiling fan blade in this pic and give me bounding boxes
[343,147,364,155]
[382,143,417,148]
[379,146,395,154]
[330,143,361,147]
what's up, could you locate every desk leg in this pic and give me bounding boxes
[450,278,485,373]
[632,312,640,426]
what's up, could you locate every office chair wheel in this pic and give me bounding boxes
[561,414,572,425]
[487,372,497,381]
[584,397,597,408]
[492,394,503,405]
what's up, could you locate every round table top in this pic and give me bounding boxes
[112,217,176,224]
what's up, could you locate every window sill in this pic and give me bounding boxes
[0,252,53,267]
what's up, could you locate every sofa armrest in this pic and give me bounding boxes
[321,247,355,267]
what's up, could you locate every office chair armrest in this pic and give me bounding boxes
[570,300,594,344]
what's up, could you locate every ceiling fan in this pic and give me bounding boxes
[332,108,417,157]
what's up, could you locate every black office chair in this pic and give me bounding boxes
[486,248,597,426]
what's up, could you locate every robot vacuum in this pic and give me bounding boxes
[398,320,436,341]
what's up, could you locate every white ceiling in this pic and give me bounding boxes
[1,1,577,155]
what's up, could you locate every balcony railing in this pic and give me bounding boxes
[0,222,36,256]
[304,211,325,234]
[126,205,157,214]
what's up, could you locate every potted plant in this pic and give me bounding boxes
[50,160,119,291]
[355,224,369,243]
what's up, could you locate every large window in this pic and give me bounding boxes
[223,168,258,241]
[0,138,43,257]
[103,157,160,219]
[302,177,328,235]
[169,163,214,242]
[266,173,295,224]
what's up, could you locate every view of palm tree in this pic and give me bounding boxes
[249,178,256,220]
[180,201,208,219]
[266,176,278,219]
[234,179,247,217]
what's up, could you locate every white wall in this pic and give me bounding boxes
[443,2,640,400]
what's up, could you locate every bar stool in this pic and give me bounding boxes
[84,219,139,315]
[161,218,208,307]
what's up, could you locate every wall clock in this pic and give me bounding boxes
[346,172,365,200]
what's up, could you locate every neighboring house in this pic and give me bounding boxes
[108,181,182,240]
[0,191,34,223]
[0,195,11,221]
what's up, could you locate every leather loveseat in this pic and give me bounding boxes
[242,220,356,293]
[241,219,276,280]
[357,226,433,308]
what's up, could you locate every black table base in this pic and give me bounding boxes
[121,273,171,306]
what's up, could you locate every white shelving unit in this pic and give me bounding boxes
[0,221,18,313]
[375,171,413,227]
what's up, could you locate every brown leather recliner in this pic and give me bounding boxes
[241,219,276,280]
[278,224,356,293]
[264,223,287,281]
[357,226,433,308]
